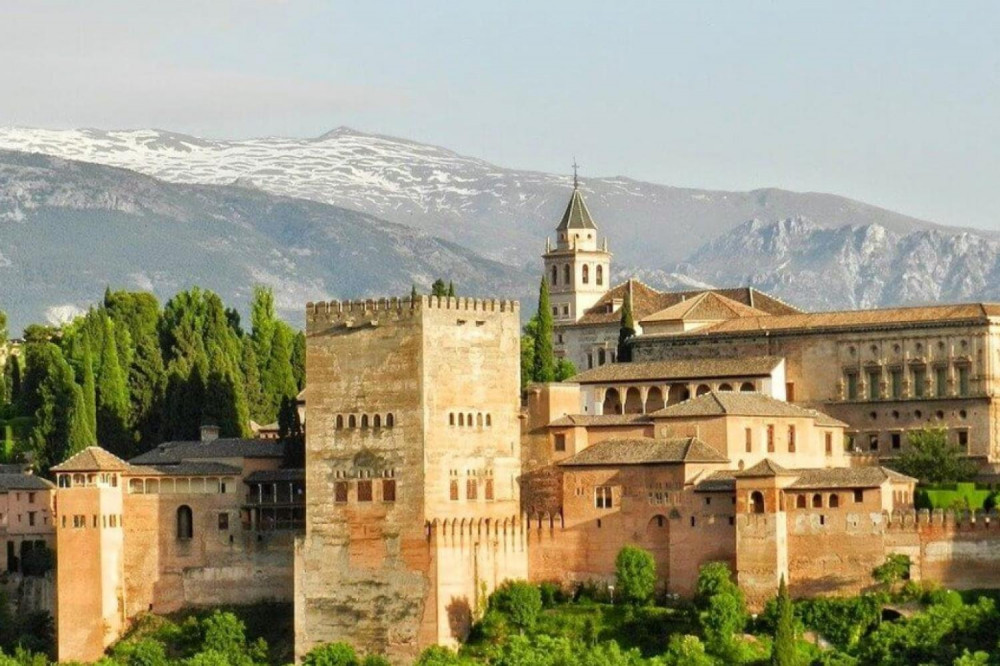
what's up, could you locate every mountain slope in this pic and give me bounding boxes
[674,218,1000,310]
[0,151,534,332]
[1,127,985,272]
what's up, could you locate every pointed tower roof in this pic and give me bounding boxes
[556,188,598,231]
[51,446,130,472]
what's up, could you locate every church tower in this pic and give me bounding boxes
[542,169,612,327]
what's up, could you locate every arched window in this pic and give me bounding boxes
[829,494,840,508]
[796,494,806,509]
[582,265,589,284]
[336,415,344,429]
[348,415,357,428]
[563,265,571,284]
[477,413,483,427]
[449,413,455,426]
[373,414,381,429]
[740,382,756,392]
[602,388,621,415]
[812,494,823,508]
[596,265,603,286]
[177,505,193,540]
[386,413,395,428]
[361,414,369,428]
[551,265,558,286]
[696,384,711,396]
[598,349,606,365]
[485,414,492,426]
[718,383,733,392]
[467,413,474,427]
[750,491,765,514]
[459,413,465,426]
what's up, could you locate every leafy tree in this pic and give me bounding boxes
[532,279,555,383]
[250,286,277,381]
[886,427,976,483]
[695,562,747,657]
[79,344,97,443]
[489,580,543,634]
[614,545,656,606]
[520,315,539,389]
[241,337,265,422]
[112,639,169,666]
[431,279,448,298]
[413,645,470,666]
[302,642,359,666]
[261,323,298,423]
[290,331,306,392]
[360,656,391,666]
[771,575,797,666]
[616,290,635,363]
[21,343,91,469]
[554,358,577,382]
[658,634,716,666]
[872,554,911,592]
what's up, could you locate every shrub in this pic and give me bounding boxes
[302,642,359,666]
[489,581,542,634]
[694,562,747,657]
[614,546,656,607]
[538,581,566,608]
[413,645,469,665]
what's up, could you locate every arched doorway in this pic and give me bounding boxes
[645,386,665,413]
[750,491,765,514]
[603,388,622,414]
[641,514,671,589]
[623,387,644,414]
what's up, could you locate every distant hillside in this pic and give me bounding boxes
[2,127,991,273]
[0,151,534,332]
[673,217,1000,310]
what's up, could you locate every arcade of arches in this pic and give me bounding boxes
[600,380,758,415]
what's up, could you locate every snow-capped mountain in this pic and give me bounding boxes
[0,126,983,271]
[675,218,1000,310]
[0,151,533,332]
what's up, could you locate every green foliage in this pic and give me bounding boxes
[916,483,992,511]
[791,595,881,650]
[617,291,635,363]
[111,639,168,666]
[653,635,715,666]
[490,581,543,634]
[413,646,471,665]
[872,554,911,590]
[301,642,358,666]
[694,562,747,656]
[20,544,54,577]
[531,279,555,383]
[95,312,132,455]
[553,358,576,382]
[614,546,657,606]
[770,576,797,666]
[19,342,91,469]
[885,427,976,484]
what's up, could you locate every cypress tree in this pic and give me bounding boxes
[290,331,306,392]
[66,384,92,458]
[262,324,298,423]
[532,278,555,383]
[251,285,277,376]
[410,284,418,301]
[519,315,539,389]
[96,314,131,455]
[447,281,455,298]
[80,344,98,443]
[617,285,636,363]
[241,337,265,422]
[771,575,797,666]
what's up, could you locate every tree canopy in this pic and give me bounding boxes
[885,427,976,484]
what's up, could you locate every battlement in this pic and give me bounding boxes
[305,296,519,333]
[884,509,1000,531]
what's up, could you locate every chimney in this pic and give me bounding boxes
[200,424,220,443]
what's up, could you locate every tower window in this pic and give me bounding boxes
[334,482,348,503]
[787,425,796,453]
[596,265,603,286]
[595,486,613,509]
[766,425,775,452]
[551,265,558,286]
[485,479,494,501]
[466,479,478,500]
[450,480,459,501]
[357,480,373,502]
[825,432,833,454]
[176,505,193,540]
[582,265,589,284]
[563,265,571,284]
[382,479,396,502]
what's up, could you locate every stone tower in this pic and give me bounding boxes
[734,459,792,610]
[296,296,526,664]
[52,448,128,662]
[542,175,612,325]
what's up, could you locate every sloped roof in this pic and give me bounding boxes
[650,391,849,427]
[788,466,917,489]
[556,188,598,231]
[572,281,800,327]
[650,303,1000,339]
[129,439,286,465]
[51,447,130,472]
[559,437,729,466]
[641,291,768,324]
[695,471,737,492]
[548,414,651,427]
[245,469,305,484]
[570,356,782,384]
[734,458,792,478]
[127,462,243,477]
[0,473,55,491]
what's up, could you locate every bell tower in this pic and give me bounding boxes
[542,164,612,326]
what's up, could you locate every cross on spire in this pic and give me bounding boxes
[572,158,580,190]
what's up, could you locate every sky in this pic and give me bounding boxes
[1,1,999,232]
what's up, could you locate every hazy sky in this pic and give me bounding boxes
[2,1,999,232]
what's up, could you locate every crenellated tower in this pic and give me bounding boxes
[542,170,612,329]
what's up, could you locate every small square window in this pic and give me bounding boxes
[958,430,969,448]
[382,479,396,502]
[554,434,566,452]
[854,489,864,503]
[334,482,348,503]
[357,480,373,502]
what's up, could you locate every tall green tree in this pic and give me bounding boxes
[291,331,306,392]
[431,279,448,298]
[447,281,455,298]
[22,343,91,468]
[771,575,797,666]
[616,288,635,363]
[250,285,277,378]
[520,315,539,389]
[532,278,555,383]
[96,314,131,455]
[80,344,98,443]
[614,545,656,606]
[241,337,265,422]
[259,322,298,423]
